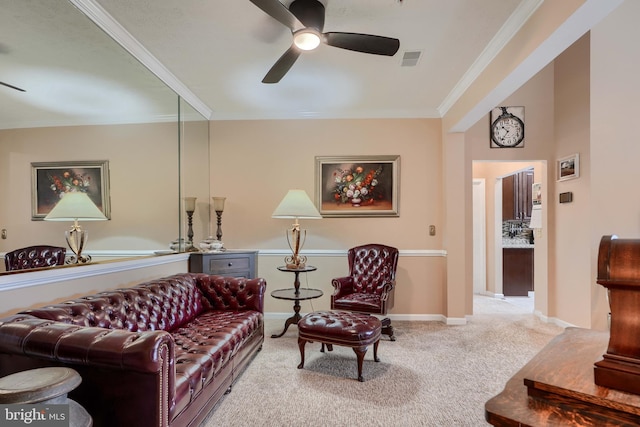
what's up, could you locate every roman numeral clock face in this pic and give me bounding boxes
[490,106,525,148]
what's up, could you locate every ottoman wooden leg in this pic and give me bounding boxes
[298,338,307,369]
[353,345,368,382]
[373,340,381,362]
[382,317,395,341]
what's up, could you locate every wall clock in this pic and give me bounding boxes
[490,106,525,148]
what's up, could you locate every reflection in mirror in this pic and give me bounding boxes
[179,98,211,252]
[0,1,210,272]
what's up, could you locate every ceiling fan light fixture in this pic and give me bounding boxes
[293,29,321,51]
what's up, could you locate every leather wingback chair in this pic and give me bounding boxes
[331,243,399,340]
[4,245,66,271]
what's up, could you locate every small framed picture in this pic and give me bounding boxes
[557,153,580,182]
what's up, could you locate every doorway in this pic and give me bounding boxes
[472,161,544,314]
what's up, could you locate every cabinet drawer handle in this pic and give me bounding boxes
[228,262,233,267]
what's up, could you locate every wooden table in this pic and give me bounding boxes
[485,327,640,426]
[270,265,322,338]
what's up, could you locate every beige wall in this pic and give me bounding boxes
[552,33,592,327]
[589,0,640,329]
[209,119,449,319]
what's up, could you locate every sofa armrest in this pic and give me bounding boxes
[331,276,355,299]
[196,274,267,313]
[0,315,175,373]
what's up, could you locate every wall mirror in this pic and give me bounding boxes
[0,0,210,272]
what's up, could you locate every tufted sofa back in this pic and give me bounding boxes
[348,243,399,295]
[21,274,207,332]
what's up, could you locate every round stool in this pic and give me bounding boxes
[0,367,92,426]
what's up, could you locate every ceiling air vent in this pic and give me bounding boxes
[401,50,422,67]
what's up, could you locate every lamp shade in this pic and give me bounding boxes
[44,192,107,221]
[272,190,321,219]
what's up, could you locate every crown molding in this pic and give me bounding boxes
[70,0,213,120]
[437,0,544,117]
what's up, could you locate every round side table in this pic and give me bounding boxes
[0,367,92,426]
[271,265,323,338]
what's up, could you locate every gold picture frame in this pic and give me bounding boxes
[315,155,400,217]
[31,160,111,220]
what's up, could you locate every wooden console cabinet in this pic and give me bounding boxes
[486,327,640,426]
[189,250,258,279]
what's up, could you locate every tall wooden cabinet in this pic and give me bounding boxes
[502,170,534,220]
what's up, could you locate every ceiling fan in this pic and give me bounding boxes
[0,81,25,92]
[250,0,400,83]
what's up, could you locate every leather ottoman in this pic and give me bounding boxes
[297,311,381,382]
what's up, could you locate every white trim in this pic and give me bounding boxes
[445,317,468,326]
[265,312,452,324]
[438,0,544,116]
[535,311,573,329]
[256,249,447,257]
[449,0,624,132]
[70,0,213,120]
[0,253,189,291]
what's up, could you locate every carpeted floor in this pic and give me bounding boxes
[202,295,563,427]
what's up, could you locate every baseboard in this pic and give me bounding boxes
[535,311,574,328]
[265,312,456,324]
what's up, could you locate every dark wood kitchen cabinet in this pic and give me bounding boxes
[503,248,534,296]
[502,170,534,220]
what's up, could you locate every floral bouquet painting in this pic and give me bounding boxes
[332,164,383,207]
[32,161,109,220]
[47,170,93,197]
[316,156,399,217]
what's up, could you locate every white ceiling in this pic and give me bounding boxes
[0,0,543,129]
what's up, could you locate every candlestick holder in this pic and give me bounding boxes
[212,197,226,244]
[184,197,197,252]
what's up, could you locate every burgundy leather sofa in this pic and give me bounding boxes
[0,273,266,427]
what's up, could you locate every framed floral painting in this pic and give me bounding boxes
[31,160,111,220]
[315,155,400,217]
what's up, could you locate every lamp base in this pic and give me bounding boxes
[66,254,92,265]
[65,227,92,265]
[285,254,307,270]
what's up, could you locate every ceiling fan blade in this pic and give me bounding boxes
[262,46,301,84]
[324,32,400,56]
[249,0,305,33]
[0,81,26,92]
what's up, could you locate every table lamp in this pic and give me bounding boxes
[44,192,107,264]
[272,189,321,269]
